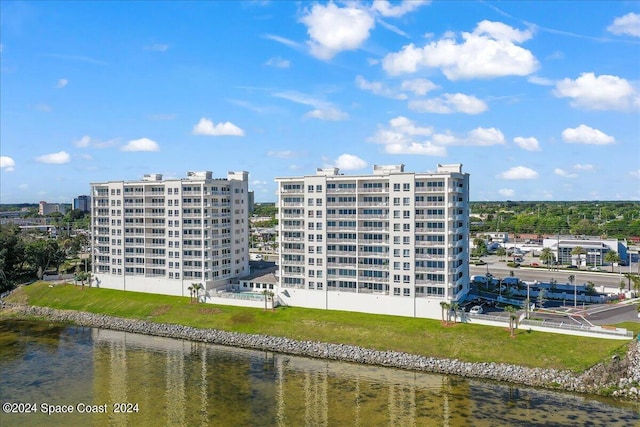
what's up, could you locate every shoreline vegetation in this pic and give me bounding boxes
[2,282,639,398]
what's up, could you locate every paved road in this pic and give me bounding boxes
[471,256,636,293]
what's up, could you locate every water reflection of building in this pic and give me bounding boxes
[90,329,471,426]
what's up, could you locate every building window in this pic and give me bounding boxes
[393,183,400,191]
[403,288,410,296]
[394,287,400,295]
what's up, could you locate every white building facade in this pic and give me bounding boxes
[275,164,470,320]
[90,171,250,297]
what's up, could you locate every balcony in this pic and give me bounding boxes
[358,187,385,193]
[358,263,388,270]
[357,276,388,283]
[415,240,444,247]
[327,214,356,219]
[358,202,388,207]
[415,201,445,207]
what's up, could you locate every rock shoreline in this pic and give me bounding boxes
[3,303,639,399]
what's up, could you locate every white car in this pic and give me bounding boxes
[470,305,483,314]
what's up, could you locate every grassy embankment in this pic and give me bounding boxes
[4,282,638,372]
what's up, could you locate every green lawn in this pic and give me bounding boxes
[3,282,636,372]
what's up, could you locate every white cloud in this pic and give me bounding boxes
[36,104,52,112]
[498,188,515,197]
[144,43,170,52]
[75,135,91,148]
[513,136,540,151]
[121,138,160,152]
[73,135,119,148]
[334,154,368,170]
[55,78,68,88]
[388,116,433,136]
[630,169,640,179]
[368,116,443,156]
[18,184,28,190]
[371,0,429,17]
[467,127,505,145]
[305,108,349,121]
[300,3,375,60]
[192,118,245,136]
[262,34,303,49]
[607,12,640,37]
[376,19,410,38]
[265,57,290,68]
[382,20,538,80]
[355,75,407,99]
[554,168,577,178]
[498,166,538,180]
[573,163,594,171]
[408,93,487,114]
[400,78,438,95]
[369,117,504,156]
[527,75,554,86]
[252,180,268,186]
[36,151,71,164]
[274,91,349,120]
[1,156,16,172]
[554,72,638,111]
[561,124,615,145]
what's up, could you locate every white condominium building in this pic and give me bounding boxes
[275,164,469,320]
[90,171,249,297]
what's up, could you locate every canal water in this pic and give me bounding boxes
[1,320,638,426]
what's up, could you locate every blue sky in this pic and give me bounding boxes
[1,1,639,204]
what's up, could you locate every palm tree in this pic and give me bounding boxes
[496,247,507,261]
[440,301,450,325]
[604,250,620,272]
[504,305,517,338]
[267,290,275,310]
[472,238,487,257]
[450,302,460,324]
[193,283,204,303]
[540,248,554,270]
[571,246,586,267]
[568,274,576,307]
[188,284,195,303]
[262,289,269,311]
[537,289,547,308]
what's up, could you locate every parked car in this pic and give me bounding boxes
[567,265,578,269]
[470,305,483,314]
[530,262,540,267]
[590,266,601,271]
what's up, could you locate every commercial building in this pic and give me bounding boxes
[543,236,628,267]
[275,164,470,320]
[73,195,91,212]
[90,171,250,297]
[39,201,67,216]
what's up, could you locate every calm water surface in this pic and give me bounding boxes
[0,320,638,426]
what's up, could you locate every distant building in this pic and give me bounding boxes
[73,195,91,212]
[248,190,255,214]
[38,201,67,216]
[543,236,628,266]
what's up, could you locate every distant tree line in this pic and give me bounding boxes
[470,201,640,238]
[0,223,89,293]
